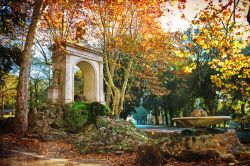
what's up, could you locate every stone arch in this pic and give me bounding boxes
[47,42,105,104]
[72,58,98,79]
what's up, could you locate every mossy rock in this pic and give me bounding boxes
[72,116,150,154]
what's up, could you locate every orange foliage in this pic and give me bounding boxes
[84,0,183,98]
[184,0,250,98]
[42,0,87,47]
[39,0,189,106]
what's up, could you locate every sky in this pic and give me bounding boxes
[161,0,250,33]
[162,0,207,32]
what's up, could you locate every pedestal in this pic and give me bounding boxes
[47,86,62,103]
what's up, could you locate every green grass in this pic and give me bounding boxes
[2,115,15,118]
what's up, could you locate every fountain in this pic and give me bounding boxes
[172,99,231,127]
[162,99,250,163]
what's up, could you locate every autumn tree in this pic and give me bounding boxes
[179,28,220,115]
[205,1,250,124]
[85,0,182,117]
[41,0,87,47]
[179,1,249,122]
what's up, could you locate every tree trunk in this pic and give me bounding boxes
[118,58,133,116]
[169,107,174,126]
[1,94,4,117]
[240,103,246,130]
[29,81,33,109]
[205,99,216,115]
[113,89,121,117]
[105,86,112,107]
[15,0,46,135]
[104,51,134,117]
[154,115,159,125]
[164,107,169,126]
[105,64,115,107]
[103,53,117,115]
[247,6,250,25]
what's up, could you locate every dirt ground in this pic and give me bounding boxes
[0,134,238,166]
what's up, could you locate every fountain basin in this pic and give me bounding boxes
[172,116,232,127]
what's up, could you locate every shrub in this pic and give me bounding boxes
[62,101,112,132]
[101,104,112,116]
[87,102,112,123]
[72,101,89,112]
[63,101,89,133]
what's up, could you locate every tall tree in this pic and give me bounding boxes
[85,0,179,117]
[15,0,47,135]
[177,0,249,116]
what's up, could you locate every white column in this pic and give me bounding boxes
[95,62,100,102]
[64,55,73,103]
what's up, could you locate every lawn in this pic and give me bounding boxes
[2,115,15,118]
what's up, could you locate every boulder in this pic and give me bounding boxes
[28,103,66,141]
[137,144,164,166]
[29,103,64,133]
[160,130,241,162]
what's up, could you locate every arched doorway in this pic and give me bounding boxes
[74,61,96,102]
[73,65,84,100]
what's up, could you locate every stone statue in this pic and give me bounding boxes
[52,69,61,85]
[192,98,207,117]
[75,23,86,43]
[196,98,201,108]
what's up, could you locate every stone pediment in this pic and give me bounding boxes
[52,42,103,63]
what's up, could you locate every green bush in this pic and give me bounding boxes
[63,101,89,133]
[87,102,112,123]
[72,101,90,112]
[62,101,112,132]
[101,104,112,116]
